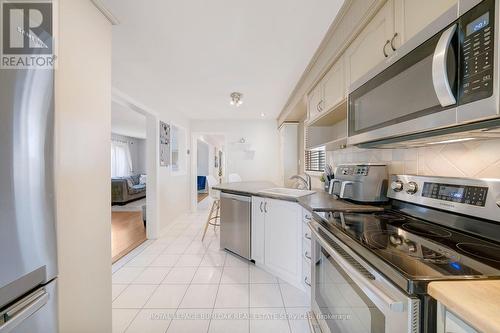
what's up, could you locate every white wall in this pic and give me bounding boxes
[157,120,191,231]
[191,120,281,184]
[55,1,112,331]
[197,140,209,176]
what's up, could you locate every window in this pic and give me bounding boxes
[111,141,132,177]
[171,124,187,175]
[305,146,325,172]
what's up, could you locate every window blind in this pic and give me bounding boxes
[305,148,325,172]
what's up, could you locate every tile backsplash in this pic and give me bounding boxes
[326,138,500,178]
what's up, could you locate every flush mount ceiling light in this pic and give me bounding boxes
[230,92,243,107]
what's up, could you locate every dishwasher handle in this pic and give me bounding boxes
[220,192,251,202]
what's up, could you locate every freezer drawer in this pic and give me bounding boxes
[220,193,251,260]
[0,279,57,333]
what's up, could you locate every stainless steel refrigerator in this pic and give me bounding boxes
[0,66,58,331]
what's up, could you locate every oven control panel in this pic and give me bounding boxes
[421,182,488,206]
[388,175,500,222]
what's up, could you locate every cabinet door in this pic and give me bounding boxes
[264,198,302,284]
[345,0,395,87]
[322,56,345,112]
[251,197,266,264]
[307,84,323,124]
[395,0,457,47]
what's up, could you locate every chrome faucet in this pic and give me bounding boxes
[289,174,312,190]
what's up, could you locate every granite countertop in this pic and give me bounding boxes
[428,280,500,333]
[213,181,383,213]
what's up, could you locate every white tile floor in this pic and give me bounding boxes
[112,199,311,333]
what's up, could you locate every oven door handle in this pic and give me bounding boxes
[432,24,457,107]
[308,221,405,313]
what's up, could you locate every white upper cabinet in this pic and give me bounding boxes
[322,56,345,112]
[307,83,323,124]
[394,0,458,46]
[345,0,395,87]
[307,55,345,125]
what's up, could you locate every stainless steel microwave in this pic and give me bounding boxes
[348,0,500,147]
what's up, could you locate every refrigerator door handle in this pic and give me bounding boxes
[0,288,48,333]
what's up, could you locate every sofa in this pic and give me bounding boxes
[112,174,146,205]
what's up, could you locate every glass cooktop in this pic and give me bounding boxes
[315,211,500,280]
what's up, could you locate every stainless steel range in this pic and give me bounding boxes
[308,175,500,333]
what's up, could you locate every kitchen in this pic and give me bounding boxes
[213,0,500,332]
[2,0,500,332]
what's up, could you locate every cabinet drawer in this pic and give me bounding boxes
[303,240,312,263]
[302,258,312,288]
[302,209,312,223]
[302,223,312,242]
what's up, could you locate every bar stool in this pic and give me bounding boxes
[202,175,220,241]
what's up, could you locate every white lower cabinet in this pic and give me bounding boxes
[437,302,479,333]
[251,197,306,290]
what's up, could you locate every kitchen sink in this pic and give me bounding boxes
[258,187,316,198]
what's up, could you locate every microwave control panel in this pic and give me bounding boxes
[460,2,494,103]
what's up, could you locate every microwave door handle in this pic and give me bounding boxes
[432,24,457,107]
[308,221,405,313]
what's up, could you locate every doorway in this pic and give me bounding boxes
[110,92,160,263]
[191,133,227,211]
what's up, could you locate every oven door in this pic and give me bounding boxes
[348,20,459,145]
[309,221,419,333]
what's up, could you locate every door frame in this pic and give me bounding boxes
[112,89,160,239]
[190,132,228,212]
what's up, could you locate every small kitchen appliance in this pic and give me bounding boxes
[328,163,388,202]
[309,174,500,333]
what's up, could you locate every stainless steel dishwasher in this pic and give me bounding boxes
[220,192,251,260]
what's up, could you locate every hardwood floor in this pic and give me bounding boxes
[197,192,208,202]
[111,211,146,263]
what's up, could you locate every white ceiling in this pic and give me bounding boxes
[200,134,226,147]
[103,0,344,120]
[112,101,147,139]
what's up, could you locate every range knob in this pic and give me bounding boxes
[391,180,404,192]
[390,235,403,245]
[406,182,419,195]
[497,200,500,208]
[406,240,417,253]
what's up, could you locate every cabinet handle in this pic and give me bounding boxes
[316,102,321,112]
[383,40,390,57]
[390,32,398,51]
[260,201,263,213]
[264,202,268,213]
[305,233,312,240]
[304,251,311,260]
[304,276,311,287]
[320,100,324,112]
[304,214,311,220]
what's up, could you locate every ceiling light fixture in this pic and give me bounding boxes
[260,112,265,118]
[230,92,243,107]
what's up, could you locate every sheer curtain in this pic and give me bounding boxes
[111,141,132,177]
